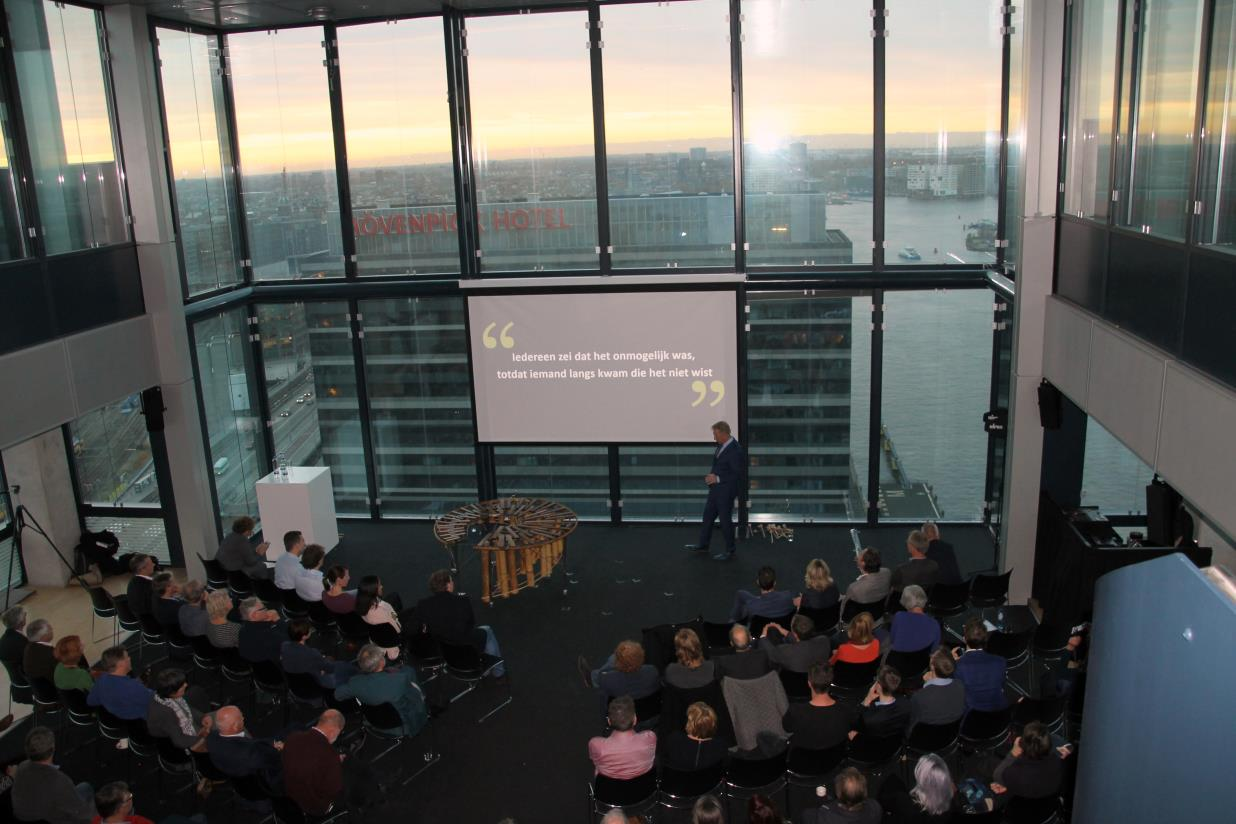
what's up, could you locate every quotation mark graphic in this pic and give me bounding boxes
[482,322,515,349]
[690,380,726,408]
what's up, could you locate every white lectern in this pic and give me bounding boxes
[255,466,339,560]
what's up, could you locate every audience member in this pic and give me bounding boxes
[910,648,966,731]
[177,581,209,638]
[952,618,1008,712]
[782,662,852,751]
[53,635,94,692]
[878,753,957,823]
[11,726,95,824]
[729,566,795,623]
[281,709,346,817]
[713,624,771,681]
[665,628,714,688]
[416,569,505,677]
[692,794,725,824]
[93,780,184,824]
[273,531,306,590]
[152,574,184,628]
[215,517,271,580]
[830,613,879,665]
[22,618,56,682]
[841,549,891,610]
[659,701,728,772]
[321,566,356,614]
[889,531,940,593]
[722,669,788,755]
[850,666,910,741]
[578,640,660,700]
[206,705,284,791]
[748,794,781,824]
[921,522,962,586]
[796,559,840,611]
[334,644,428,737]
[125,555,156,618]
[357,575,407,661]
[886,586,941,652]
[804,767,882,824]
[205,590,241,649]
[146,669,212,752]
[0,606,29,671]
[764,614,831,674]
[600,811,628,824]
[294,544,327,602]
[237,596,285,664]
[588,695,656,780]
[282,620,356,688]
[87,647,153,721]
[991,721,1065,800]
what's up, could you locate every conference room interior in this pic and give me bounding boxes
[0,0,1233,822]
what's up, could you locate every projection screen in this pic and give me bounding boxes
[468,290,739,442]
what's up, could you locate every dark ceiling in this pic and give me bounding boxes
[97,0,594,29]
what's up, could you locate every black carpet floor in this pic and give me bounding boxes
[3,521,998,824]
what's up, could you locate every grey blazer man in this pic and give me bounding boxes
[889,558,940,593]
[908,678,967,730]
[10,760,95,824]
[842,567,892,610]
[766,635,832,674]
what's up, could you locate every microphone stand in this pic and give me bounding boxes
[3,485,90,610]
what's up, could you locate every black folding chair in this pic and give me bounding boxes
[336,611,371,651]
[164,623,194,662]
[406,630,446,682]
[253,577,285,613]
[959,706,1012,755]
[786,741,846,784]
[846,733,903,771]
[841,597,886,626]
[58,688,98,746]
[702,620,734,653]
[29,677,62,726]
[251,660,287,720]
[154,736,198,804]
[632,690,663,731]
[281,588,310,619]
[88,586,119,644]
[657,762,724,811]
[307,601,339,640]
[440,640,511,723]
[778,669,811,702]
[589,770,658,820]
[199,553,229,590]
[271,794,348,824]
[927,578,972,632]
[748,611,795,639]
[830,659,880,698]
[228,570,254,600]
[359,701,439,785]
[884,645,934,688]
[969,570,1013,619]
[3,661,33,713]
[723,750,788,808]
[113,596,143,654]
[797,603,841,637]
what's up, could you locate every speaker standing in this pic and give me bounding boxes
[685,421,747,561]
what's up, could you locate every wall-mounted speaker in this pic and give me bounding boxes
[141,386,165,432]
[1037,380,1062,430]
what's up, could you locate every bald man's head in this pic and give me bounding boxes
[315,709,346,743]
[215,705,244,735]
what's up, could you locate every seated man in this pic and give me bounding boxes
[713,624,771,681]
[87,646,154,721]
[729,565,795,623]
[763,614,831,674]
[237,596,286,664]
[991,721,1067,801]
[922,521,963,586]
[178,581,209,638]
[803,767,882,824]
[281,620,356,689]
[910,648,966,731]
[215,516,272,580]
[152,573,184,629]
[782,661,852,751]
[273,530,306,591]
[334,643,428,737]
[93,780,181,824]
[849,665,911,744]
[889,531,940,594]
[841,548,892,611]
[952,618,1009,712]
[206,705,284,791]
[126,555,156,618]
[416,569,504,677]
[294,544,327,603]
[588,695,656,780]
[22,618,56,683]
[11,726,96,824]
[884,585,942,652]
[281,709,346,817]
[0,606,30,673]
[578,640,660,701]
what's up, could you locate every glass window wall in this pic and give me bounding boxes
[193,308,267,533]
[1063,0,1120,221]
[8,0,128,255]
[885,1,1002,266]
[155,27,243,296]
[1081,417,1154,515]
[602,0,735,268]
[68,394,161,508]
[258,302,368,514]
[337,19,458,276]
[1004,3,1025,266]
[620,445,716,520]
[468,12,599,272]
[227,27,343,279]
[1198,0,1236,251]
[1119,0,1204,240]
[359,297,477,516]
[741,0,871,266]
[495,447,609,519]
[747,293,870,520]
[881,290,993,520]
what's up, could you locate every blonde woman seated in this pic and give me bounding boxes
[829,612,880,665]
[204,590,241,649]
[665,628,715,689]
[795,558,840,611]
[659,701,729,772]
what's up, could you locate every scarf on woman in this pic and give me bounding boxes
[154,694,195,738]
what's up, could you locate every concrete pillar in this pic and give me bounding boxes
[2,432,81,588]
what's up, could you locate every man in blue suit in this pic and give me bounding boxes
[952,617,1009,712]
[686,420,747,561]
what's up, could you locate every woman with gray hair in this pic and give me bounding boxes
[877,752,957,822]
[886,584,941,653]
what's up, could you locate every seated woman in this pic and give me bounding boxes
[321,565,356,614]
[204,589,241,649]
[52,635,93,692]
[294,544,327,603]
[830,612,880,665]
[357,575,410,661]
[146,668,212,752]
[887,585,942,652]
[796,558,840,611]
[664,628,715,689]
[580,640,660,701]
[991,721,1066,801]
[659,701,729,772]
[879,753,958,823]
